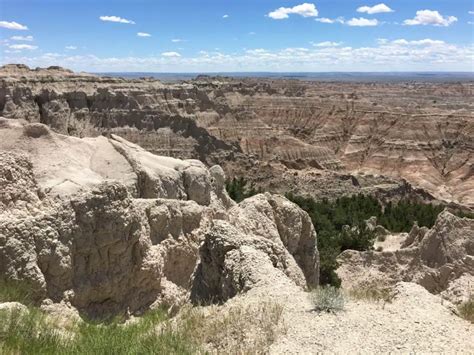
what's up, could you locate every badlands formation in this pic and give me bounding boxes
[0,65,473,352]
[1,64,473,206]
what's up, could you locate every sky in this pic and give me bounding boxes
[0,0,473,72]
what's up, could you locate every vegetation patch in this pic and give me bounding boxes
[177,301,284,354]
[457,296,474,324]
[348,286,394,303]
[0,306,196,355]
[0,278,39,306]
[0,279,284,354]
[310,286,345,313]
[225,177,262,203]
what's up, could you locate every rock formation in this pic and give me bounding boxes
[0,118,318,317]
[337,210,474,304]
[1,65,472,207]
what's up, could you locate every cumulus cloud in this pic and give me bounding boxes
[268,3,318,20]
[161,51,181,57]
[0,21,28,30]
[99,16,135,24]
[171,38,185,42]
[404,10,457,26]
[137,32,151,37]
[313,41,342,47]
[315,17,345,24]
[357,3,393,14]
[390,38,445,46]
[223,14,229,18]
[65,46,77,50]
[8,44,37,50]
[11,35,33,41]
[469,11,474,15]
[347,17,379,26]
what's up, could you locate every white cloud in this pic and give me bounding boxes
[161,51,181,57]
[223,14,229,18]
[0,21,28,30]
[99,16,135,24]
[315,17,345,24]
[4,38,471,72]
[388,38,446,46]
[313,41,342,47]
[357,3,393,14]
[8,44,37,50]
[391,38,445,46]
[347,17,379,26]
[65,46,77,50]
[469,11,474,15]
[404,10,457,26]
[246,48,268,55]
[172,38,185,42]
[137,32,151,37]
[268,3,318,20]
[11,35,33,41]
[248,32,256,35]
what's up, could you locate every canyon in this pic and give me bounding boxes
[1,64,472,207]
[0,64,473,353]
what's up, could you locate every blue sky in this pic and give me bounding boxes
[1,0,473,72]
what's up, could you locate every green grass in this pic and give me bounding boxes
[0,277,284,355]
[0,279,39,306]
[0,307,197,355]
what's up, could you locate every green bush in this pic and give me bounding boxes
[225,177,261,203]
[310,286,345,313]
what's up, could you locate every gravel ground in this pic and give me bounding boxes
[269,282,474,354]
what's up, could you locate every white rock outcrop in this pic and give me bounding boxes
[0,118,319,317]
[337,210,474,304]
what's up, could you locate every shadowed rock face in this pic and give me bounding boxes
[1,64,473,207]
[0,118,319,318]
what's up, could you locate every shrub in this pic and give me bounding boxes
[458,296,474,324]
[310,286,345,313]
[225,177,260,203]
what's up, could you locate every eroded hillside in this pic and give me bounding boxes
[1,64,473,206]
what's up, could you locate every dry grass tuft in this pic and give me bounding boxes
[348,286,393,304]
[457,296,474,324]
[172,301,285,354]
